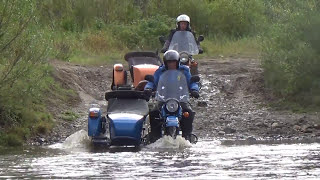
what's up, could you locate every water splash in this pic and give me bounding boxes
[147,136,192,149]
[49,130,91,150]
[62,130,91,148]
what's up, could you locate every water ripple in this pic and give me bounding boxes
[0,131,319,179]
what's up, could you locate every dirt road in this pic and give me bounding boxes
[30,58,320,145]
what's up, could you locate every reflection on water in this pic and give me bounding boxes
[0,130,319,179]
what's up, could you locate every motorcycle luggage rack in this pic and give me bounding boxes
[117,85,132,90]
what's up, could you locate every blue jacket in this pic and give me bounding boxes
[144,64,199,92]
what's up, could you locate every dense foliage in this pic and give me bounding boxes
[34,0,267,59]
[0,0,56,146]
[0,0,319,146]
[261,0,320,107]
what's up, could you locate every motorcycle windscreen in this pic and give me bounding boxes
[155,70,189,103]
[107,98,148,116]
[168,31,199,55]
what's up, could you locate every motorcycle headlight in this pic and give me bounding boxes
[166,99,179,113]
[180,54,189,64]
[180,57,188,63]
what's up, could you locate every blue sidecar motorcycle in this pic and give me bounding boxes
[87,51,162,147]
[88,90,150,147]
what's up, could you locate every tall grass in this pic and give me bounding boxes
[202,36,260,58]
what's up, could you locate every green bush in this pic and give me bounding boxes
[0,132,23,147]
[261,1,320,106]
[35,121,53,134]
[0,131,6,146]
[208,0,266,37]
[38,0,268,54]
[0,1,57,146]
[110,15,173,50]
[6,134,23,147]
[146,0,266,37]
[135,15,174,49]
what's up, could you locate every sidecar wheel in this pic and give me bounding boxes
[101,116,106,134]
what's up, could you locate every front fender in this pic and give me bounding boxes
[166,116,179,127]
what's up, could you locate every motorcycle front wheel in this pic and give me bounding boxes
[165,127,177,138]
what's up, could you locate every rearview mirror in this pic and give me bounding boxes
[190,75,200,83]
[198,35,204,42]
[145,75,154,83]
[159,36,165,45]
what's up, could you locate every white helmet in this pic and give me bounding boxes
[176,14,190,29]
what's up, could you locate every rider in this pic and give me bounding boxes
[144,50,200,142]
[161,14,203,53]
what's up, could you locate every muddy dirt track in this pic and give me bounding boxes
[30,57,320,145]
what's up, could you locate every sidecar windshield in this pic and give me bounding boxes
[155,70,189,103]
[168,31,199,55]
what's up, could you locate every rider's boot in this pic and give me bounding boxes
[182,134,192,142]
[181,111,195,142]
[149,111,162,143]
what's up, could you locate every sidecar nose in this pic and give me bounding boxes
[108,113,145,146]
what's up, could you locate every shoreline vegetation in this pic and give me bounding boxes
[0,0,319,146]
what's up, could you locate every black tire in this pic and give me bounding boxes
[101,116,107,134]
[190,134,198,144]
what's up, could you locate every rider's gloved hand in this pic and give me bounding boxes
[190,90,200,99]
[144,88,153,100]
[199,48,203,54]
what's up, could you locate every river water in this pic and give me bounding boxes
[0,130,319,179]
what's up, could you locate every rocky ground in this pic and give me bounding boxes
[29,57,320,145]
